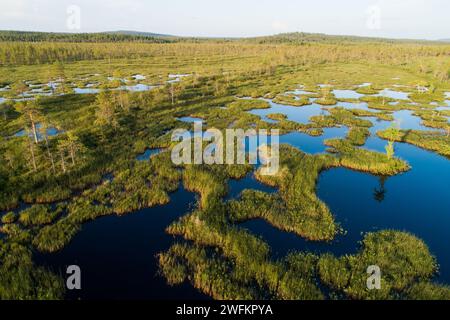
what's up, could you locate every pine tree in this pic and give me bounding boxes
[94,91,118,129]
[16,100,42,144]
[41,121,56,174]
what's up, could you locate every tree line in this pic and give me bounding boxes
[0,31,173,43]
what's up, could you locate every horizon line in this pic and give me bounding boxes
[0,28,448,42]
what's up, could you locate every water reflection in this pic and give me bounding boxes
[226,172,276,200]
[136,148,163,161]
[177,116,204,124]
[34,186,208,300]
[333,90,364,99]
[373,176,388,203]
[248,98,326,124]
[376,89,410,100]
[14,123,61,140]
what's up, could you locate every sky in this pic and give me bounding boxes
[0,0,449,40]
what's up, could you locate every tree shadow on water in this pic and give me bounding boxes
[373,175,388,203]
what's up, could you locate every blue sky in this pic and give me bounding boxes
[0,0,448,39]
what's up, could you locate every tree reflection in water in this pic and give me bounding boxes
[373,176,388,203]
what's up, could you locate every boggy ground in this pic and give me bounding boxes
[0,40,450,299]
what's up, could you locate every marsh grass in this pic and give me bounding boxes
[325,138,410,175]
[266,113,288,121]
[318,230,445,299]
[377,129,450,158]
[159,240,324,300]
[273,94,311,106]
[0,241,64,299]
[18,204,62,226]
[0,37,449,300]
[1,212,16,224]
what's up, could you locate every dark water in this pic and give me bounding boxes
[241,136,450,284]
[34,186,208,300]
[227,172,276,200]
[238,94,450,284]
[279,127,347,154]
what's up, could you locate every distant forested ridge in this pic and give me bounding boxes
[0,30,448,67]
[1,30,438,45]
[245,32,439,45]
[0,30,173,43]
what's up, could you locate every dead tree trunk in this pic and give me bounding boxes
[28,138,37,172]
[44,135,56,174]
[170,83,175,105]
[70,145,76,166]
[60,148,66,173]
[30,113,39,144]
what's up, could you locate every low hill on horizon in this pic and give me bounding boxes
[245,32,443,45]
[103,30,174,38]
[0,30,447,45]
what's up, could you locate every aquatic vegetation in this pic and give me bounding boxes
[360,95,395,107]
[324,139,410,175]
[349,108,394,121]
[318,230,448,299]
[32,151,182,252]
[0,241,64,299]
[1,34,450,300]
[347,127,370,146]
[355,85,379,95]
[311,107,373,129]
[377,129,450,158]
[266,113,288,121]
[18,204,62,227]
[272,94,311,106]
[32,219,80,253]
[1,212,16,224]
[0,223,31,242]
[237,146,339,241]
[406,282,450,300]
[159,242,324,300]
[409,91,446,104]
[159,243,262,299]
[412,110,450,130]
[315,97,337,106]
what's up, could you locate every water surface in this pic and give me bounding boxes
[241,132,450,285]
[249,99,325,124]
[376,89,410,100]
[14,123,60,140]
[136,148,163,161]
[333,90,364,99]
[30,88,450,298]
[34,187,208,300]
